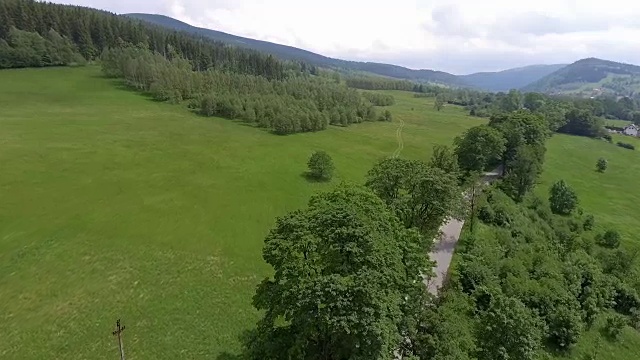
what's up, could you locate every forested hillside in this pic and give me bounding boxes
[125,13,467,86]
[0,0,290,79]
[1,0,397,134]
[461,64,567,92]
[524,58,640,97]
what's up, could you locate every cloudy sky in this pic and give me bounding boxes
[50,0,640,74]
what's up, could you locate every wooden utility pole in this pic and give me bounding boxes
[112,319,126,360]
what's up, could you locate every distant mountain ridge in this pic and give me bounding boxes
[124,14,640,95]
[460,64,567,92]
[523,58,640,97]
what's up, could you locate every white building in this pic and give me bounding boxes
[623,124,639,137]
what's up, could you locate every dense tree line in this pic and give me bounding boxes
[102,45,384,134]
[361,91,395,106]
[0,0,297,78]
[466,88,640,138]
[0,27,85,68]
[345,75,417,91]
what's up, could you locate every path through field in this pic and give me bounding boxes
[392,116,405,158]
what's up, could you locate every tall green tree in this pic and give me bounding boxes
[498,89,523,112]
[549,180,578,215]
[246,185,428,360]
[558,108,604,138]
[307,150,334,180]
[366,158,461,235]
[429,144,459,175]
[454,125,506,173]
[500,145,543,202]
[488,110,549,172]
[477,292,544,360]
[523,92,546,112]
[434,94,445,111]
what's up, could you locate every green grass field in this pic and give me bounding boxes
[0,66,483,359]
[538,133,640,252]
[605,119,632,128]
[537,133,640,360]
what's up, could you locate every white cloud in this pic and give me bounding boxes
[48,0,640,73]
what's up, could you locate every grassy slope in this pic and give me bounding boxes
[0,66,482,359]
[537,134,640,252]
[537,133,640,360]
[605,119,632,128]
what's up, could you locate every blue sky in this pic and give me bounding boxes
[49,0,640,74]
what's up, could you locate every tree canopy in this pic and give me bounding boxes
[549,180,579,215]
[246,185,429,360]
[0,0,291,77]
[365,158,461,236]
[307,151,334,180]
[454,125,506,173]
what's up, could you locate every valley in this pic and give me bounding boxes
[0,66,480,359]
[2,1,640,359]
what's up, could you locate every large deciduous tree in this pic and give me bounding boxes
[488,110,549,172]
[246,185,430,360]
[558,108,604,138]
[500,145,543,202]
[454,125,506,173]
[307,150,334,180]
[366,158,461,235]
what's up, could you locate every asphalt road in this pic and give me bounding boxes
[423,168,501,295]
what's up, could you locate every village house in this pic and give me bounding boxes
[623,124,639,137]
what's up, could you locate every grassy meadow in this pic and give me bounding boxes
[538,133,640,252]
[0,66,483,359]
[537,133,640,360]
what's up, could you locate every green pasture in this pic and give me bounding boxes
[0,66,482,359]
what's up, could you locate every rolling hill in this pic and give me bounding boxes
[125,13,465,86]
[460,64,567,92]
[127,14,634,94]
[523,58,640,97]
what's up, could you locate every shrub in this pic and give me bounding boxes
[602,133,613,143]
[307,150,334,180]
[597,229,621,249]
[596,158,608,172]
[617,142,635,150]
[612,282,640,315]
[604,313,627,340]
[378,109,393,122]
[583,214,595,231]
[547,305,584,350]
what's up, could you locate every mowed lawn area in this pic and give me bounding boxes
[538,133,640,360]
[0,66,483,359]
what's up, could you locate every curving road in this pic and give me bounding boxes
[423,168,502,295]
